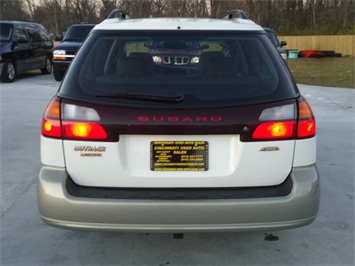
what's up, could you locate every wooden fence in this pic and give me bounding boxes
[278,35,355,56]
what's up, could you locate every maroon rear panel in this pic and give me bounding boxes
[61,98,297,142]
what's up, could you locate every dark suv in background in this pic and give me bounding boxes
[52,23,95,81]
[264,27,288,62]
[0,21,53,83]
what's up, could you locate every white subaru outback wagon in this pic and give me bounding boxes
[38,10,320,232]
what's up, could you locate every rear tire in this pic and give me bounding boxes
[41,56,52,74]
[1,60,16,83]
[53,68,65,81]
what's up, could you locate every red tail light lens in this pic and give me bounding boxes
[298,120,316,138]
[297,98,316,138]
[42,118,62,137]
[41,98,62,138]
[252,121,295,140]
[63,122,107,140]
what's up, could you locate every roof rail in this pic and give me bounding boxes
[222,9,249,20]
[107,9,130,19]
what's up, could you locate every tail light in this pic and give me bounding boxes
[297,97,316,138]
[41,98,107,140]
[63,122,107,139]
[252,121,295,139]
[42,98,62,138]
[252,97,316,140]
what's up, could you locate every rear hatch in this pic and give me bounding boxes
[50,29,303,188]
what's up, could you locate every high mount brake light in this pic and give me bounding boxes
[41,99,108,140]
[252,98,316,141]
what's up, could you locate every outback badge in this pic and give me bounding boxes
[74,146,106,157]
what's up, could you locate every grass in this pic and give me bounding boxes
[287,57,355,88]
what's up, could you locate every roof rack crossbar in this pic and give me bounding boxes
[107,9,130,19]
[222,9,249,20]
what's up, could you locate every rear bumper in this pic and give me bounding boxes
[37,165,320,232]
[52,61,70,71]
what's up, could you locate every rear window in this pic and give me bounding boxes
[265,29,279,47]
[62,25,95,42]
[59,30,298,108]
[0,23,13,42]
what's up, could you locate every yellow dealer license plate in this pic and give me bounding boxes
[151,141,208,171]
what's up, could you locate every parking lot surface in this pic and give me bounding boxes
[0,72,354,265]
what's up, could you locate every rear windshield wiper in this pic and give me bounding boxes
[95,92,184,103]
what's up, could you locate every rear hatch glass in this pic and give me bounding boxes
[59,30,298,108]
